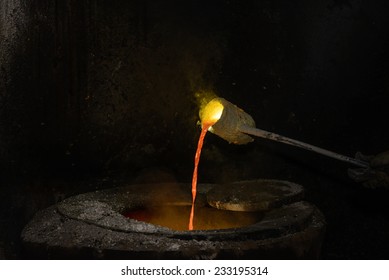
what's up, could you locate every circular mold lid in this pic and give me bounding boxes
[207,179,304,212]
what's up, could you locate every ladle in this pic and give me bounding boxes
[200,97,369,168]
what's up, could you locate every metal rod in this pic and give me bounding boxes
[239,124,370,168]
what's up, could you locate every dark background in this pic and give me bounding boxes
[1,0,389,259]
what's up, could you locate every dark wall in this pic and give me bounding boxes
[1,0,389,179]
[1,0,234,181]
[1,0,389,259]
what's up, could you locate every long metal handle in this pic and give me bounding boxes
[239,125,369,168]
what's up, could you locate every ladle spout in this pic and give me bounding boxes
[200,97,256,145]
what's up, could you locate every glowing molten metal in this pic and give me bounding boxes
[189,99,224,230]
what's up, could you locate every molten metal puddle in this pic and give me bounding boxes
[123,204,264,231]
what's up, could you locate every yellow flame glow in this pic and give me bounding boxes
[195,90,218,110]
[199,99,224,127]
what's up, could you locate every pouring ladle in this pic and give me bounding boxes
[200,97,369,168]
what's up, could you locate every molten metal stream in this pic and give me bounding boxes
[189,98,224,230]
[189,123,212,230]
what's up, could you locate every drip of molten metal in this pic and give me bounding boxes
[189,100,224,230]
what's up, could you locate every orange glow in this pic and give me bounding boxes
[124,204,261,231]
[199,99,224,130]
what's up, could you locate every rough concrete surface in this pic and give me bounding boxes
[22,181,325,259]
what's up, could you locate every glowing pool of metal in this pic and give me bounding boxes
[21,180,326,259]
[122,204,264,231]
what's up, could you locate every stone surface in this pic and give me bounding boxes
[21,180,326,259]
[22,202,325,259]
